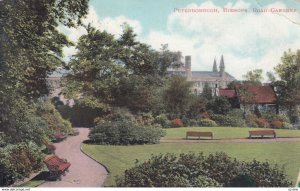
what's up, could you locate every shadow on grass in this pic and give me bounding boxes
[19,171,50,187]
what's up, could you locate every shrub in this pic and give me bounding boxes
[207,97,231,115]
[154,114,171,128]
[116,152,291,187]
[242,160,291,187]
[255,118,270,128]
[200,112,210,119]
[36,100,73,134]
[262,113,290,123]
[0,142,43,186]
[198,119,217,127]
[245,114,259,128]
[228,174,256,187]
[270,120,283,129]
[88,119,166,145]
[211,114,246,127]
[116,153,221,187]
[282,122,293,129]
[171,118,184,127]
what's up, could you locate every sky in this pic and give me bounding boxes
[61,0,300,80]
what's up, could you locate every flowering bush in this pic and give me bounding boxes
[270,120,283,129]
[255,118,270,128]
[171,118,184,127]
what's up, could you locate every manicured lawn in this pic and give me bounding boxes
[164,127,300,139]
[83,141,300,186]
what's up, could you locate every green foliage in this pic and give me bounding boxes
[242,160,291,187]
[242,69,263,85]
[89,122,165,145]
[63,25,176,114]
[0,95,49,144]
[0,142,43,186]
[197,119,217,127]
[89,111,166,145]
[211,114,246,127]
[116,152,291,187]
[275,49,300,119]
[202,83,213,100]
[163,76,193,116]
[36,101,73,134]
[207,97,231,115]
[58,104,103,127]
[116,153,221,187]
[186,95,207,119]
[0,0,88,99]
[154,114,171,128]
[228,174,256,187]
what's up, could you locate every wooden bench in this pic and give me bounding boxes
[186,131,213,139]
[42,139,56,154]
[54,132,66,142]
[249,130,276,138]
[44,155,71,180]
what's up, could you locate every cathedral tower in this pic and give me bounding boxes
[213,58,218,72]
[219,55,225,77]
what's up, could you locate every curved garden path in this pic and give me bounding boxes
[40,128,108,187]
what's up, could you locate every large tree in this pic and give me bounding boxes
[242,69,263,85]
[0,0,88,99]
[0,0,89,141]
[63,25,178,113]
[274,49,300,122]
[163,76,193,117]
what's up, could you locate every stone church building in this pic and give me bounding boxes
[167,55,235,95]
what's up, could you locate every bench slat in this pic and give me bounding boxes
[249,130,276,138]
[186,131,213,139]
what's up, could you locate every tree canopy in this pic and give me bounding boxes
[63,25,179,113]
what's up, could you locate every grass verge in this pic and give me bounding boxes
[83,141,300,186]
[164,127,300,139]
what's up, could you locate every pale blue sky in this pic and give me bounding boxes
[63,0,300,80]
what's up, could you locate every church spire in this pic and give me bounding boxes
[219,55,225,76]
[213,57,218,72]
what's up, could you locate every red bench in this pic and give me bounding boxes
[54,132,66,142]
[42,139,56,154]
[44,155,71,180]
[186,131,213,139]
[249,130,276,138]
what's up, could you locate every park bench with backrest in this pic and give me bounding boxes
[186,131,213,139]
[42,139,56,154]
[249,130,276,138]
[44,155,71,180]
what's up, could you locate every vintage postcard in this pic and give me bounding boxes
[1,0,300,189]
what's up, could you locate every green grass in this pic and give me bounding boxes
[164,127,300,139]
[19,180,45,187]
[83,141,300,187]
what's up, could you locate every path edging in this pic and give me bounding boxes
[80,143,111,175]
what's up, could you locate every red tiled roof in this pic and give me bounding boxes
[219,89,237,98]
[235,84,277,104]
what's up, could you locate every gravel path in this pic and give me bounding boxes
[39,128,108,187]
[161,137,300,143]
